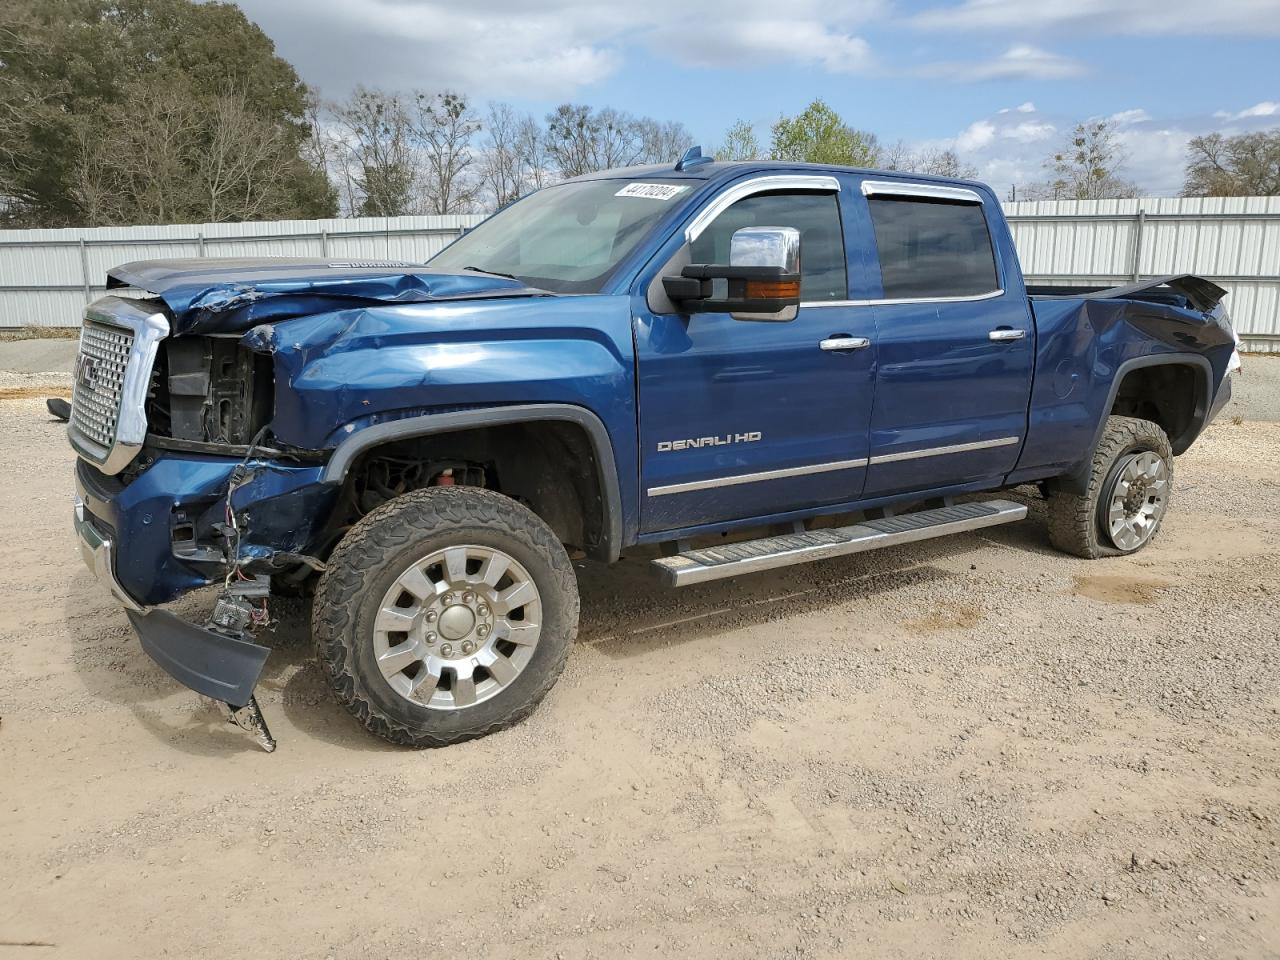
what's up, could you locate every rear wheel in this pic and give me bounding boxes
[1047,416,1173,558]
[313,486,579,746]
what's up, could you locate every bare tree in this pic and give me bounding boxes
[544,104,645,178]
[68,82,305,224]
[1032,120,1139,200]
[635,117,692,164]
[198,91,299,221]
[332,87,417,217]
[412,90,481,215]
[1183,130,1280,197]
[480,102,525,209]
[913,147,979,179]
[515,114,553,192]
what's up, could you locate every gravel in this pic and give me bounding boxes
[0,386,1277,959]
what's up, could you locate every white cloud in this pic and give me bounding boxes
[1213,101,1280,121]
[1109,108,1153,126]
[652,18,874,73]
[956,120,997,152]
[921,44,1086,82]
[236,0,884,100]
[913,0,1280,35]
[916,100,1280,200]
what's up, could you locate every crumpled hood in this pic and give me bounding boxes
[106,257,543,335]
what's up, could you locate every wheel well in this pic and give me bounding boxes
[335,420,607,557]
[1109,363,1204,454]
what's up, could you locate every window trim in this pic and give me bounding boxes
[860,181,1004,305]
[861,179,984,204]
[684,175,841,243]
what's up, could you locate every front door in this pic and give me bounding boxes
[634,181,876,533]
[858,182,1034,498]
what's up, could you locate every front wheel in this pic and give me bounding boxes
[313,487,579,747]
[1047,415,1173,559]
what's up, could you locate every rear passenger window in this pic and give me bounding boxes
[691,191,847,301]
[868,196,999,300]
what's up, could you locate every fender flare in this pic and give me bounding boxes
[1060,352,1213,494]
[321,403,624,563]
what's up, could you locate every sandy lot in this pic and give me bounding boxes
[1,390,1277,959]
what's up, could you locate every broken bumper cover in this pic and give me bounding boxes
[125,609,270,708]
[75,491,272,708]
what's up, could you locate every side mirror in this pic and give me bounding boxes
[662,226,801,322]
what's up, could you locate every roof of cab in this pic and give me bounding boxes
[566,158,989,194]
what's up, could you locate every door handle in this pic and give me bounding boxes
[988,328,1026,342]
[820,336,871,352]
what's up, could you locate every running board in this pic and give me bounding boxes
[651,499,1027,587]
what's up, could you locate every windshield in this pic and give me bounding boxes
[428,178,693,293]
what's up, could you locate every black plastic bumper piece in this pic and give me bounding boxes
[125,609,270,708]
[1207,372,1233,424]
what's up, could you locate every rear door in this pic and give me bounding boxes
[858,181,1034,499]
[633,176,876,533]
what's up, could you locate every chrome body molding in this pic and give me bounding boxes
[644,437,1021,497]
[861,180,984,204]
[68,295,169,476]
[868,435,1020,466]
[647,457,869,497]
[684,175,841,243]
[800,289,1005,309]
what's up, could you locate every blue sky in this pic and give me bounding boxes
[237,0,1280,197]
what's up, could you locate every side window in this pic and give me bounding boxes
[690,191,847,301]
[867,196,999,299]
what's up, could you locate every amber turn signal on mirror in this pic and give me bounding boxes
[743,278,801,300]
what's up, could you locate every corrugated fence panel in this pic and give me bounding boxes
[2,201,1276,350]
[1004,195,1280,352]
[0,215,485,328]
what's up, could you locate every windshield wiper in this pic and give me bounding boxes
[462,265,520,281]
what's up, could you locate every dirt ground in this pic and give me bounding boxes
[1,387,1278,959]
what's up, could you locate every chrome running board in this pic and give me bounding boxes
[651,499,1027,587]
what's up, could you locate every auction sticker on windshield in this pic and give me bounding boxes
[615,183,690,200]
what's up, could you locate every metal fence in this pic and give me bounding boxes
[1004,195,1280,352]
[1,197,1277,351]
[0,214,485,331]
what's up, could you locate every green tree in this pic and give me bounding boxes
[0,0,334,226]
[1183,129,1280,197]
[769,99,880,167]
[715,119,762,161]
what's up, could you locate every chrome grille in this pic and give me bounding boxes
[70,320,135,450]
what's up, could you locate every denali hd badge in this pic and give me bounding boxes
[657,431,762,452]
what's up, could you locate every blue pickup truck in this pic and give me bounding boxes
[69,152,1237,749]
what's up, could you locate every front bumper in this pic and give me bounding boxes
[75,485,271,709]
[74,491,146,612]
[73,452,318,715]
[74,451,334,607]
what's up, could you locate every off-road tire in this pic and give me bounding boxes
[312,487,579,746]
[1046,415,1173,559]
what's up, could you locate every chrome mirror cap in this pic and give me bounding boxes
[729,226,801,273]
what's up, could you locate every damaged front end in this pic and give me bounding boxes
[71,259,553,749]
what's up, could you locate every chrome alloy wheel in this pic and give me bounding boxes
[1104,451,1170,550]
[372,545,542,710]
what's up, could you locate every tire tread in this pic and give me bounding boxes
[312,487,578,747]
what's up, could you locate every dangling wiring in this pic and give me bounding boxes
[223,425,274,628]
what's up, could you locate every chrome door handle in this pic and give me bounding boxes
[988,328,1026,342]
[820,336,871,352]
